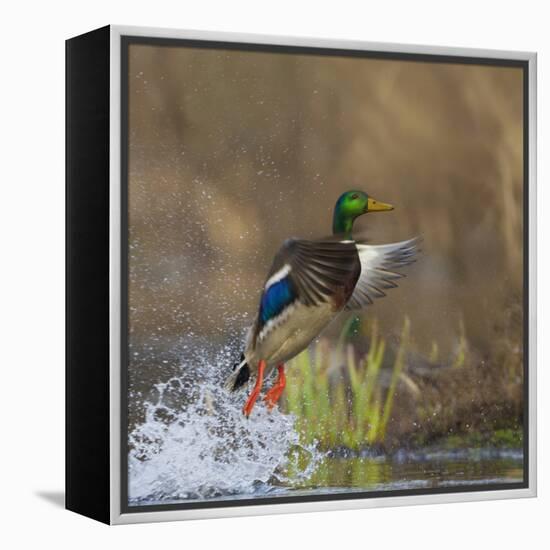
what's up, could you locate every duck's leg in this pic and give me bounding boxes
[243,359,266,417]
[264,364,286,411]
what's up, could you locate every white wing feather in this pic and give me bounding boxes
[345,237,419,310]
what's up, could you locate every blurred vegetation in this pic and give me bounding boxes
[283,315,522,451]
[285,318,410,449]
[127,44,525,449]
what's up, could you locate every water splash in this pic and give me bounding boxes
[128,346,322,505]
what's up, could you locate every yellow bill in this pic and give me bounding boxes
[367,197,394,212]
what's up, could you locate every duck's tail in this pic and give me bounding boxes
[224,353,250,392]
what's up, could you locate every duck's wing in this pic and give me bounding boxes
[278,238,361,307]
[345,237,420,310]
[253,238,361,338]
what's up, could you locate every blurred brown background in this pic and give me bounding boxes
[127,43,524,373]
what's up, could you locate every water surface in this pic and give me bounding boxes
[127,357,523,507]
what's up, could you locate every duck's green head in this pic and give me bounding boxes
[332,190,394,238]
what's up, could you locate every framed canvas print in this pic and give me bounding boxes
[66,25,537,525]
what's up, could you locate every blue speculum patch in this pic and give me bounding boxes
[260,278,295,324]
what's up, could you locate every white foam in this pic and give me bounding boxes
[128,349,321,504]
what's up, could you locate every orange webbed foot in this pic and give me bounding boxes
[242,360,266,417]
[264,364,286,411]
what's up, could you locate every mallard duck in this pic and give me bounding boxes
[225,190,419,417]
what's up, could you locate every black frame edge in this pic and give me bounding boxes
[66,24,111,525]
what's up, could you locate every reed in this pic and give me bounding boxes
[284,317,411,450]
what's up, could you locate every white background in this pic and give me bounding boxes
[1,0,547,547]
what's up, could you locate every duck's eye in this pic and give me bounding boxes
[351,193,359,200]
